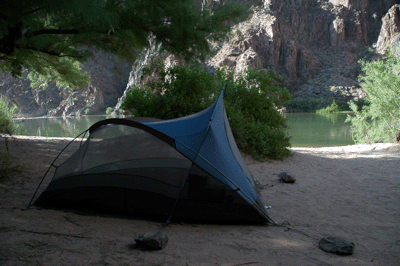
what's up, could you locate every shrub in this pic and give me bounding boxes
[106,107,114,114]
[0,96,22,179]
[121,61,292,159]
[122,61,218,119]
[315,100,341,124]
[316,100,340,115]
[346,44,400,143]
[0,96,18,135]
[285,97,334,112]
[221,68,292,160]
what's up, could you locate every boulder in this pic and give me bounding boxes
[278,172,296,183]
[134,231,168,250]
[319,236,355,255]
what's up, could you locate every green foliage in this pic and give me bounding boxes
[316,100,341,124]
[0,97,22,179]
[286,96,364,113]
[0,96,17,135]
[236,30,245,41]
[285,97,336,112]
[316,100,340,115]
[346,44,400,143]
[26,57,90,89]
[106,107,114,114]
[222,70,292,160]
[0,0,249,89]
[121,61,292,160]
[350,98,370,111]
[122,60,218,119]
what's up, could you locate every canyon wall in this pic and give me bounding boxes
[1,0,399,117]
[209,0,399,101]
[0,50,131,117]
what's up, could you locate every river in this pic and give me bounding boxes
[12,113,354,147]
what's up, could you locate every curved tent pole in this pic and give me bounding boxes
[27,130,89,209]
[165,85,226,224]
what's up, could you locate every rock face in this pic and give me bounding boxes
[209,0,398,101]
[376,4,400,54]
[0,50,131,117]
[1,0,399,117]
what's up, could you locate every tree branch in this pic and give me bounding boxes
[15,44,82,58]
[30,28,80,37]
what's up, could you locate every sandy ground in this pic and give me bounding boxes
[0,135,399,266]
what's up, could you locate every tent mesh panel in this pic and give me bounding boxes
[54,124,188,181]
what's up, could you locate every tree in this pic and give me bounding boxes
[121,61,292,160]
[0,0,248,88]
[346,44,400,143]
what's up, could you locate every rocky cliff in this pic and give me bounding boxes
[209,0,399,102]
[1,0,399,117]
[0,50,131,117]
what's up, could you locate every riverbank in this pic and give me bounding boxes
[1,136,399,265]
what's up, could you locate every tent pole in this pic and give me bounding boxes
[164,88,225,224]
[27,130,88,209]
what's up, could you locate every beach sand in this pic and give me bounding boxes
[0,136,399,265]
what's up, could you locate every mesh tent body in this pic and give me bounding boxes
[34,91,272,223]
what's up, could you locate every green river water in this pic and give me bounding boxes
[12,113,354,147]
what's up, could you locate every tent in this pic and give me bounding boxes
[33,90,273,224]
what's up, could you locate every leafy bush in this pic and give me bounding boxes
[106,107,114,114]
[316,100,340,115]
[122,61,218,119]
[221,69,292,159]
[0,96,18,135]
[121,61,292,160]
[346,44,400,143]
[0,97,22,179]
[315,100,341,124]
[286,96,368,113]
[285,97,335,112]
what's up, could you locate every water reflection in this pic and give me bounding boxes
[13,113,354,147]
[13,116,113,138]
[284,113,354,147]
[316,112,340,124]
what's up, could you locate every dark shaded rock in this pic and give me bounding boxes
[0,49,131,117]
[134,231,168,250]
[319,236,355,255]
[278,172,296,183]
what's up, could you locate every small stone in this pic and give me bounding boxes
[134,231,168,250]
[278,172,296,183]
[319,236,355,255]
